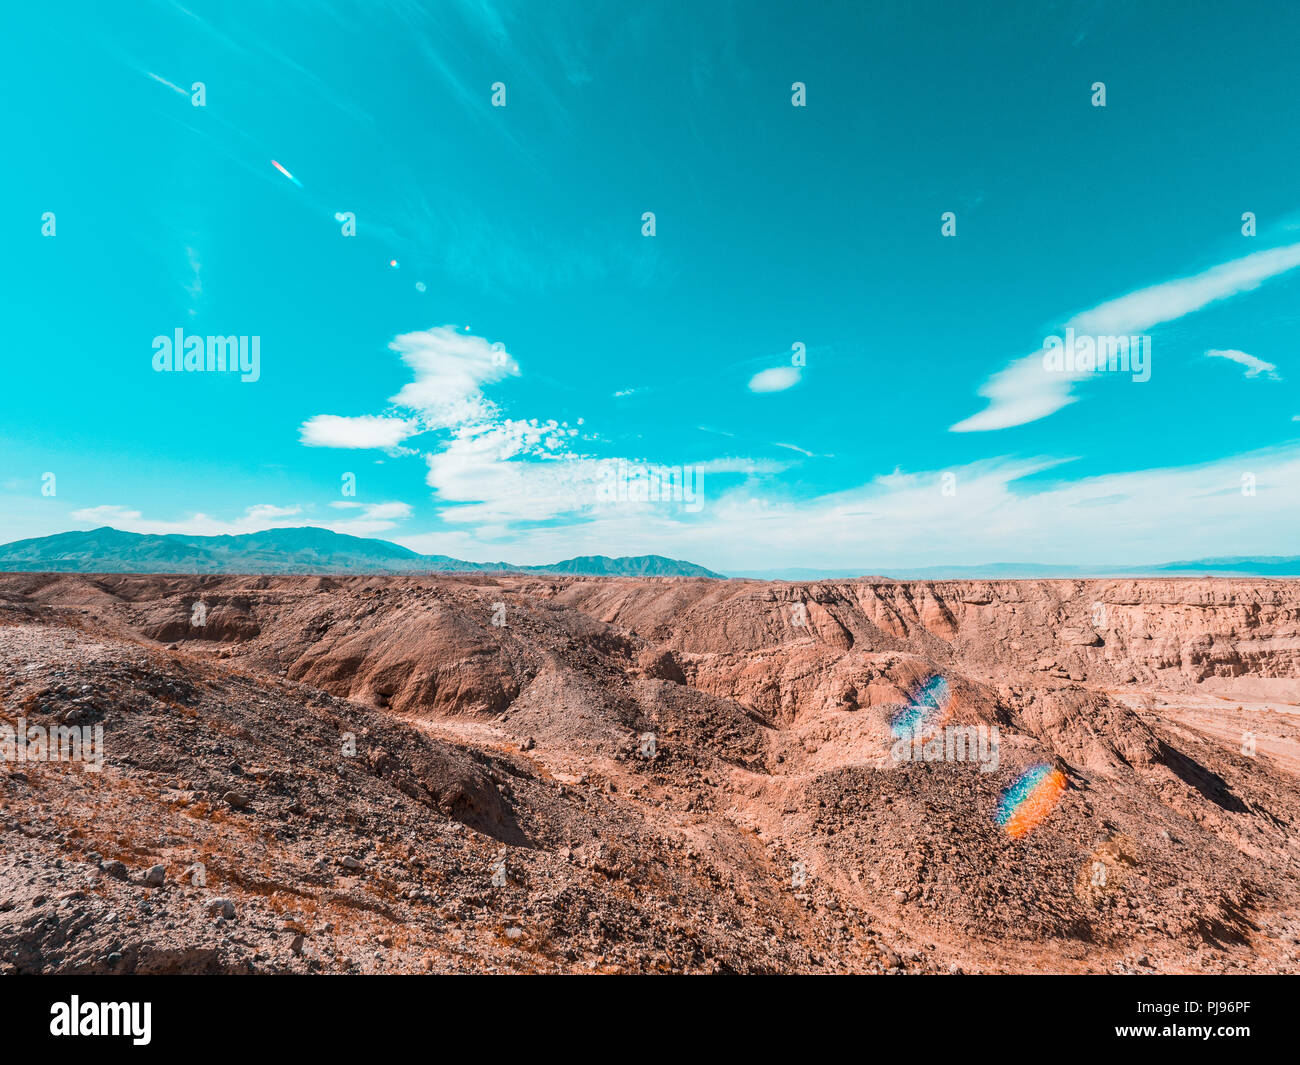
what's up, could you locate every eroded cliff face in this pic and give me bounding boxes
[551,577,1300,717]
[1,573,1298,974]
[24,572,1295,716]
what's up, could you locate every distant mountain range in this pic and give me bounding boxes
[2,527,1297,580]
[0,527,723,578]
[727,557,1300,579]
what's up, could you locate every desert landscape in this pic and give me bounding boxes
[2,571,1298,975]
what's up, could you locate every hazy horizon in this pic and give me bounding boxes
[5,522,1300,580]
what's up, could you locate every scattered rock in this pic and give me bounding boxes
[206,897,236,920]
[101,860,128,880]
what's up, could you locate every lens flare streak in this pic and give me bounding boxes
[270,159,302,188]
[890,674,951,738]
[995,763,1066,838]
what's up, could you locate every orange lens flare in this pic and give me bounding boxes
[996,764,1066,838]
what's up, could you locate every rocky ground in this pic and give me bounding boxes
[2,572,1299,974]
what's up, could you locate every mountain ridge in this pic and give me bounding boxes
[0,526,723,578]
[3,526,1299,579]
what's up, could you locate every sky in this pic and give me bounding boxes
[2,0,1299,573]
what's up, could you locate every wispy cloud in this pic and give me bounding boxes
[952,242,1300,432]
[325,501,414,535]
[183,244,202,316]
[397,445,1300,570]
[300,325,777,527]
[748,366,801,393]
[291,315,1300,567]
[67,442,1300,572]
[143,71,188,97]
[1206,348,1281,380]
[70,504,303,537]
[300,415,418,449]
[71,500,413,538]
[330,501,412,519]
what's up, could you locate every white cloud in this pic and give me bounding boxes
[300,325,774,528]
[1072,245,1300,335]
[693,457,787,475]
[299,414,418,449]
[65,444,1300,573]
[70,500,415,540]
[419,416,782,525]
[294,324,1298,571]
[298,327,519,458]
[1206,349,1280,380]
[949,352,1086,432]
[425,447,601,524]
[278,316,1300,570]
[241,504,302,525]
[71,504,303,537]
[387,325,519,429]
[952,242,1300,432]
[748,366,801,393]
[421,418,627,525]
[322,501,413,536]
[329,501,412,519]
[395,444,1300,571]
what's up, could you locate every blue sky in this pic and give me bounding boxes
[3,0,1299,572]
